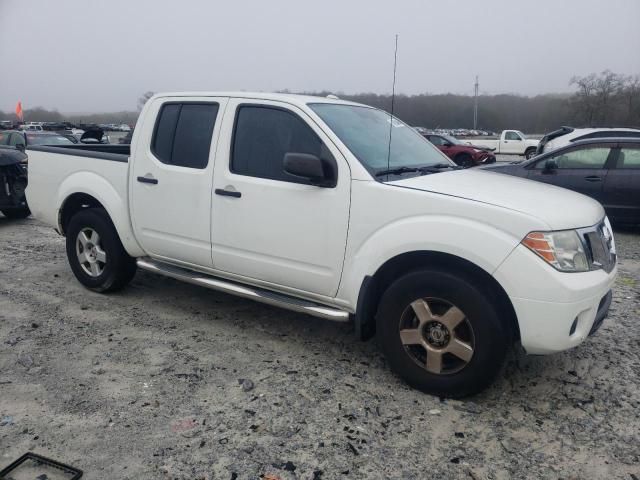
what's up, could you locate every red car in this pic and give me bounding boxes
[423,133,496,167]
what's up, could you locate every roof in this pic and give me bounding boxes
[151,91,367,109]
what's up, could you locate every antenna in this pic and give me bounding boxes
[473,75,479,130]
[386,34,399,182]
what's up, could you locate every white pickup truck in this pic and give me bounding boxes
[26,92,616,397]
[467,130,540,158]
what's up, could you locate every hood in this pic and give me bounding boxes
[389,169,604,230]
[467,144,495,152]
[0,146,27,166]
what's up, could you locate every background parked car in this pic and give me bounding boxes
[485,138,640,224]
[537,126,640,154]
[422,133,496,167]
[0,146,29,218]
[0,130,79,151]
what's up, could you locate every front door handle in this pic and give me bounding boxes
[584,175,602,182]
[215,188,241,198]
[137,175,158,185]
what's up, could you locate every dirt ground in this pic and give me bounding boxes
[1,217,639,479]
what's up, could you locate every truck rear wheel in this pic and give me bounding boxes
[65,208,137,292]
[376,268,509,397]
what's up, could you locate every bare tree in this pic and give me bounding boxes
[570,73,598,125]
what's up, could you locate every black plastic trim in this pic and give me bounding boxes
[137,176,158,185]
[354,275,378,341]
[27,144,129,163]
[215,188,241,198]
[0,452,83,479]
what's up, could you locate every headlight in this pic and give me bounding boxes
[522,230,589,272]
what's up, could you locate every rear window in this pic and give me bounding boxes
[152,102,219,169]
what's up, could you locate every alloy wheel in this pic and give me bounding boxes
[76,227,107,277]
[398,297,475,375]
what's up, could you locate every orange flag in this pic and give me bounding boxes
[15,102,23,121]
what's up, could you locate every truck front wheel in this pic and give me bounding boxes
[525,148,537,159]
[65,208,137,292]
[376,268,509,397]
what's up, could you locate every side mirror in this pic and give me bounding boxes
[543,159,557,172]
[15,143,26,152]
[283,152,336,187]
[442,142,452,147]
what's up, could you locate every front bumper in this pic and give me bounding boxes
[494,244,617,355]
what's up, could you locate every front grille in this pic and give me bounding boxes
[579,220,616,273]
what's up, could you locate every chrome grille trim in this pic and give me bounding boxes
[577,219,616,273]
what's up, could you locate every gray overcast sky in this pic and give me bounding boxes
[1,0,639,112]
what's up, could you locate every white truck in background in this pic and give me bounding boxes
[467,130,540,158]
[25,92,616,397]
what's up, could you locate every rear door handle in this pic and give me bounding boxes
[215,188,241,198]
[584,175,602,182]
[137,175,158,185]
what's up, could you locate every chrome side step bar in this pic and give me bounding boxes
[136,258,351,322]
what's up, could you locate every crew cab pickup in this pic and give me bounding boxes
[467,130,540,158]
[26,92,616,397]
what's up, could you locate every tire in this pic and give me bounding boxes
[1,207,30,219]
[525,148,537,159]
[376,268,509,398]
[65,208,137,292]
[454,153,473,168]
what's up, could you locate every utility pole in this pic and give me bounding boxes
[473,75,479,130]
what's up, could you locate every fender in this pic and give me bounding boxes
[337,214,522,308]
[57,172,145,257]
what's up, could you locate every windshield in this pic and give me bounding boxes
[309,104,451,173]
[27,134,75,146]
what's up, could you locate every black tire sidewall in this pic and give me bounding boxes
[376,269,508,397]
[65,209,129,292]
[455,154,473,168]
[1,207,30,219]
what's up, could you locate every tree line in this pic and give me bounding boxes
[1,71,638,133]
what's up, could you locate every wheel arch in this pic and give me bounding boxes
[56,174,144,257]
[354,250,520,342]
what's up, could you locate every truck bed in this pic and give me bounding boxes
[25,144,131,235]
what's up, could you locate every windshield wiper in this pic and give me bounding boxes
[375,166,422,177]
[425,163,462,170]
[376,163,462,178]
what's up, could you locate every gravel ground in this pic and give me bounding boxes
[0,217,639,479]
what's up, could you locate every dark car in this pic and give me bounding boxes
[0,147,29,218]
[485,138,640,224]
[0,130,78,151]
[422,133,496,167]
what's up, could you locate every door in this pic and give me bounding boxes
[501,131,524,154]
[527,145,613,203]
[211,100,351,297]
[602,145,640,222]
[130,97,228,268]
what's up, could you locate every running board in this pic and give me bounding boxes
[136,258,351,322]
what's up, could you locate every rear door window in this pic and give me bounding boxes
[614,147,640,169]
[152,102,219,169]
[536,147,611,169]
